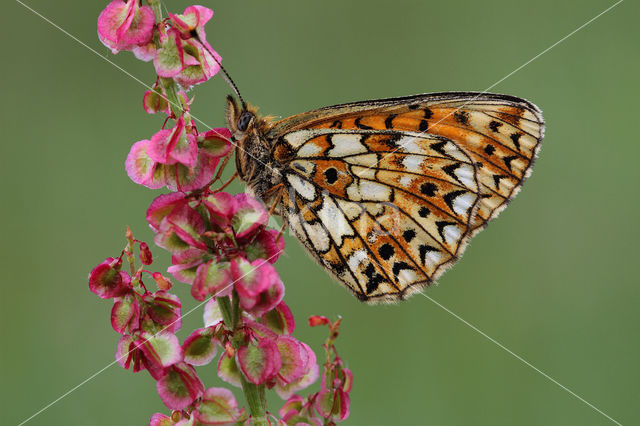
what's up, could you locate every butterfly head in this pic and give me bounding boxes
[225,95,282,198]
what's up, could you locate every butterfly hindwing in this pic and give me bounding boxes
[276,128,481,302]
[265,92,544,302]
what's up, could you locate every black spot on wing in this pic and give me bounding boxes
[354,117,373,130]
[403,229,416,242]
[435,221,457,241]
[418,207,430,218]
[493,174,508,190]
[442,163,461,183]
[484,145,496,156]
[384,114,396,129]
[419,120,428,132]
[392,261,413,277]
[443,190,467,212]
[510,133,522,151]
[424,108,433,119]
[430,141,447,156]
[420,182,438,197]
[363,263,385,294]
[418,244,439,265]
[454,110,469,124]
[324,168,338,184]
[502,155,518,172]
[378,243,394,260]
[489,120,502,132]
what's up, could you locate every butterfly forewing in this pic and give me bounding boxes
[264,92,544,303]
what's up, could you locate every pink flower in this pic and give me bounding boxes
[244,229,285,264]
[126,125,231,191]
[182,327,219,366]
[235,337,281,385]
[98,0,155,54]
[193,260,233,301]
[231,259,285,316]
[111,292,141,334]
[156,362,204,410]
[149,413,172,426]
[142,291,182,333]
[151,7,222,89]
[274,342,319,400]
[198,128,232,159]
[89,257,131,299]
[147,116,198,167]
[232,194,268,240]
[193,387,241,424]
[261,302,296,335]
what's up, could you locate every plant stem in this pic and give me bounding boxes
[159,77,184,119]
[217,296,268,425]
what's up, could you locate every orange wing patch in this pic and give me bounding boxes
[307,99,543,233]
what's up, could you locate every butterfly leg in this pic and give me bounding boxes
[263,183,285,217]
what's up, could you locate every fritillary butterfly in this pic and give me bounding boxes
[226,92,544,303]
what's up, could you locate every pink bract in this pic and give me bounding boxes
[193,260,232,301]
[97,0,154,54]
[147,117,198,167]
[261,302,295,335]
[156,362,204,410]
[153,29,185,78]
[89,257,131,299]
[235,338,281,385]
[143,291,182,333]
[182,327,219,366]
[148,412,172,426]
[125,139,165,189]
[193,387,240,425]
[111,292,141,334]
[232,193,268,240]
[275,342,319,400]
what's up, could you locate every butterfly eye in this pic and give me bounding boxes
[237,111,253,132]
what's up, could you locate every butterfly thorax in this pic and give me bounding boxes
[225,96,283,203]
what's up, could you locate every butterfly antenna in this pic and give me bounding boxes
[200,39,247,109]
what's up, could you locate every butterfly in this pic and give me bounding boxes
[225,92,544,303]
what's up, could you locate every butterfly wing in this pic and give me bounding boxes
[267,92,544,302]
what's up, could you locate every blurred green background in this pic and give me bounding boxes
[2,0,639,425]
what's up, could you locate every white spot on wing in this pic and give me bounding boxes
[444,224,462,244]
[286,173,316,201]
[317,196,354,246]
[303,221,330,253]
[399,175,413,187]
[453,192,475,215]
[297,142,323,157]
[397,268,418,286]
[455,164,475,188]
[351,166,376,180]
[284,130,313,148]
[402,155,423,172]
[397,136,423,154]
[424,250,442,267]
[328,134,367,157]
[359,180,391,201]
[336,199,363,221]
[346,153,378,167]
[348,249,367,271]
